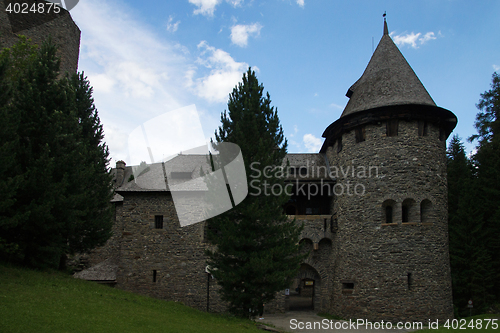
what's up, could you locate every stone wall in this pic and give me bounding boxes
[113,191,227,312]
[0,0,80,74]
[326,115,454,322]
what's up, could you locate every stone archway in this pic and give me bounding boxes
[288,263,321,311]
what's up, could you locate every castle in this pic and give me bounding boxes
[77,19,457,322]
[1,5,456,321]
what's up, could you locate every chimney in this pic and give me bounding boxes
[115,160,126,186]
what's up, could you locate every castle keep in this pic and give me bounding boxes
[0,0,80,74]
[76,20,457,321]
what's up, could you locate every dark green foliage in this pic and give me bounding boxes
[206,68,305,317]
[448,72,500,316]
[469,72,500,303]
[470,73,500,144]
[447,136,494,315]
[0,37,113,269]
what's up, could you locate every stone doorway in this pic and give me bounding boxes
[288,263,321,311]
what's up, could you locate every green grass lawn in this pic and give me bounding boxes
[0,263,264,333]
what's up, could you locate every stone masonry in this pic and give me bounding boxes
[0,0,80,74]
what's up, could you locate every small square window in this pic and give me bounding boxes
[342,282,354,290]
[155,215,164,229]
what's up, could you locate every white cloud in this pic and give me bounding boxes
[230,23,263,47]
[329,103,343,110]
[419,32,436,44]
[391,31,437,49]
[71,0,235,164]
[167,15,180,33]
[189,0,244,17]
[102,124,129,164]
[189,0,222,16]
[188,41,249,103]
[296,0,304,7]
[227,0,243,7]
[493,64,500,72]
[289,125,298,138]
[303,134,322,152]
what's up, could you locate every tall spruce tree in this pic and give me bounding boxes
[64,72,113,257]
[468,72,500,303]
[206,68,305,317]
[0,37,113,269]
[447,136,494,315]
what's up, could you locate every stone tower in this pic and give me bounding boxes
[320,19,457,321]
[0,0,80,74]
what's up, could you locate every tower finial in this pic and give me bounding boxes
[383,11,388,35]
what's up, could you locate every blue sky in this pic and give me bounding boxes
[69,0,500,165]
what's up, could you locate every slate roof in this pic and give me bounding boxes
[341,20,436,117]
[115,154,212,192]
[114,153,328,192]
[284,153,330,180]
[74,258,118,281]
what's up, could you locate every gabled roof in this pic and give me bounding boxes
[341,20,436,117]
[113,153,328,193]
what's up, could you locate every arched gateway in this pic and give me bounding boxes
[288,263,322,311]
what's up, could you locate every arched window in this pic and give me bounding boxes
[382,200,396,224]
[299,238,314,255]
[386,206,393,223]
[402,199,416,223]
[420,199,432,223]
[386,120,398,137]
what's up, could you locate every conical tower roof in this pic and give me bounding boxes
[341,20,436,117]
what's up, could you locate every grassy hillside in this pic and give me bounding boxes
[0,264,264,333]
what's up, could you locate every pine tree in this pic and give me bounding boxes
[447,136,494,315]
[447,135,472,216]
[64,72,113,257]
[468,72,500,303]
[206,68,305,317]
[0,46,23,257]
[0,37,113,269]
